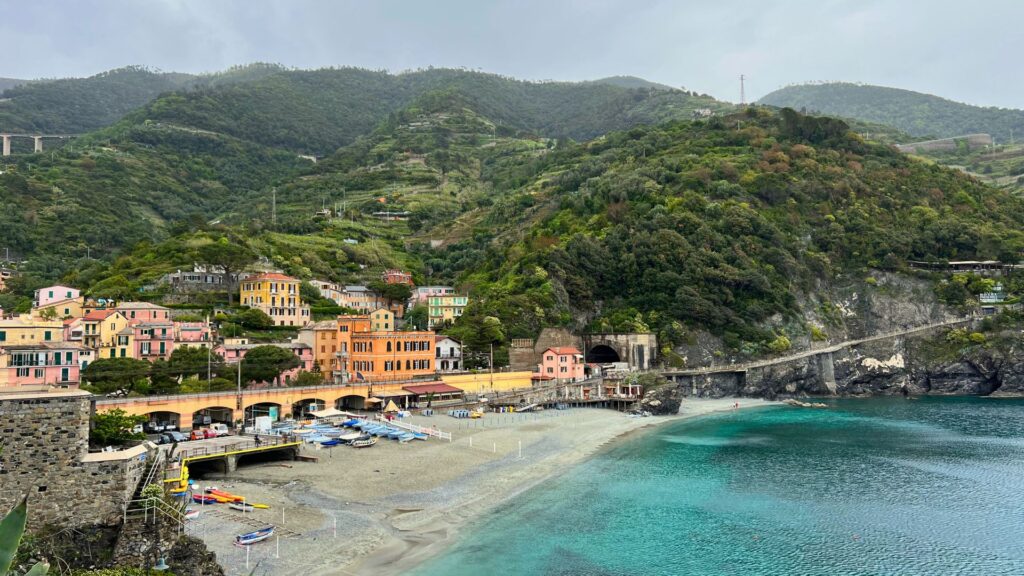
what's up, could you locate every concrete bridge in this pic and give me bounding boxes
[1,133,80,155]
[662,318,974,395]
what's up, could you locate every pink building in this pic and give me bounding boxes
[116,302,172,324]
[34,285,80,308]
[0,342,82,388]
[215,342,314,386]
[174,322,212,348]
[537,347,585,383]
[132,322,175,361]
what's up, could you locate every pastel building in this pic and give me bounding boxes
[435,335,462,372]
[427,294,469,328]
[382,269,414,285]
[116,302,172,323]
[335,313,434,382]
[215,342,314,386]
[33,285,80,308]
[296,320,340,378]
[0,316,64,345]
[81,310,133,360]
[239,273,311,327]
[174,322,213,349]
[0,342,82,388]
[537,347,585,383]
[33,296,84,320]
[131,322,175,361]
[411,286,455,305]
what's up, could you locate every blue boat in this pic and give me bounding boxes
[235,526,274,546]
[387,429,402,439]
[319,439,341,446]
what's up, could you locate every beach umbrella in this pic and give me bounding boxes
[383,400,400,413]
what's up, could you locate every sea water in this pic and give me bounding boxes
[412,397,1024,575]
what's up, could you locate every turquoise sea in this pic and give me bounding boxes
[413,397,1024,575]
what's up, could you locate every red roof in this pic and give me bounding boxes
[250,272,297,281]
[545,347,581,355]
[83,309,119,321]
[403,383,463,395]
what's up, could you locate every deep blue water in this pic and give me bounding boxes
[413,397,1024,575]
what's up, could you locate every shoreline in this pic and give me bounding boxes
[184,399,776,575]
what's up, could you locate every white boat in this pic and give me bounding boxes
[228,502,256,512]
[351,437,377,448]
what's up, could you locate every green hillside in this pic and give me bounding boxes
[759,82,1024,142]
[0,78,27,92]
[58,105,1024,360]
[124,67,730,155]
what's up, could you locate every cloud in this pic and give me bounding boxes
[0,0,1021,108]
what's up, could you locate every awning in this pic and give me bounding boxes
[374,389,414,397]
[308,408,346,418]
[403,383,463,395]
[365,397,383,404]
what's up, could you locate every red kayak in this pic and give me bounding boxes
[192,494,218,505]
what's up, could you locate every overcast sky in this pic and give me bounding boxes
[2,0,1022,108]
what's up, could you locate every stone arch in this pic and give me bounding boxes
[143,410,181,430]
[244,402,282,424]
[192,406,234,428]
[292,398,327,418]
[336,394,366,410]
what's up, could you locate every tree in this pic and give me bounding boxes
[234,308,273,330]
[90,409,146,446]
[37,307,58,321]
[292,371,324,387]
[81,358,152,395]
[368,279,412,304]
[167,346,225,379]
[404,304,428,331]
[196,239,256,305]
[299,281,322,303]
[240,345,301,386]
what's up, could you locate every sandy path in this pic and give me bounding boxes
[183,398,775,575]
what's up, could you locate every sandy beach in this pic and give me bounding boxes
[183,398,775,575]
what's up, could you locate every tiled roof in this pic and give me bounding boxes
[83,310,119,321]
[249,273,297,281]
[545,347,582,355]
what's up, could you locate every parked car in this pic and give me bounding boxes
[131,424,144,434]
[159,431,187,444]
[160,421,179,432]
[210,423,231,437]
[144,422,164,434]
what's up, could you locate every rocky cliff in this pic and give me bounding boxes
[642,326,1024,409]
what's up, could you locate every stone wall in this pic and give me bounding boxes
[0,390,151,529]
[510,327,581,372]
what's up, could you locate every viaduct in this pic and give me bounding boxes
[1,133,80,156]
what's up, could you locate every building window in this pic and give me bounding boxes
[16,368,28,377]
[34,368,43,378]
[44,331,52,341]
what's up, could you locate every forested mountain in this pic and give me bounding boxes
[54,103,1024,360]
[0,63,289,135]
[0,78,28,92]
[590,76,678,91]
[759,82,1024,142]
[125,67,729,155]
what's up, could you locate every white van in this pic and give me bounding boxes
[210,423,230,437]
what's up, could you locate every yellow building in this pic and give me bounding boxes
[81,310,133,360]
[32,297,85,320]
[240,273,311,327]
[0,316,64,345]
[370,308,395,331]
[427,294,469,328]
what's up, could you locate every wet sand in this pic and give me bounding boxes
[184,398,774,575]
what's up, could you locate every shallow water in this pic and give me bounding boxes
[412,397,1024,575]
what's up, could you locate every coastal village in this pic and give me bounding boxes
[0,259,660,575]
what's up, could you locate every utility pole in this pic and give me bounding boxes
[271,188,277,226]
[740,74,746,106]
[489,342,494,391]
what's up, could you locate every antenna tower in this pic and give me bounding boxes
[740,74,746,105]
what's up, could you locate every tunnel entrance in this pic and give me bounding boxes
[587,345,621,364]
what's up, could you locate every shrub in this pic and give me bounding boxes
[767,335,792,353]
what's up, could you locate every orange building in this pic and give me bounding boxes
[335,312,434,383]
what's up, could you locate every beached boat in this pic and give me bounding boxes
[235,526,274,546]
[351,437,377,448]
[206,488,244,502]
[184,509,201,520]
[319,439,341,446]
[229,502,256,512]
[338,432,363,443]
[386,429,403,439]
[398,432,416,443]
[192,494,218,505]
